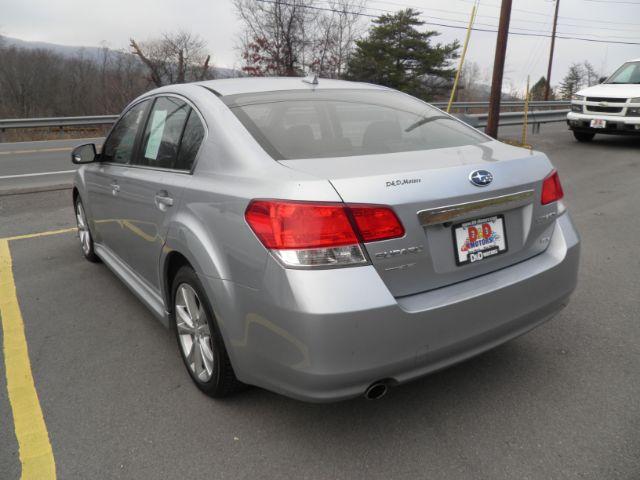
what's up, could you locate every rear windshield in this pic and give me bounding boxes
[223,89,487,160]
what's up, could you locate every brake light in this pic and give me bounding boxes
[541,170,564,205]
[348,205,405,242]
[245,200,404,267]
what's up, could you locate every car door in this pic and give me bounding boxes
[85,100,150,256]
[117,95,205,291]
[85,99,151,259]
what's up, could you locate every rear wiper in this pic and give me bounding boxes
[405,115,454,133]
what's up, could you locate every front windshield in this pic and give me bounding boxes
[606,61,640,84]
[222,89,488,160]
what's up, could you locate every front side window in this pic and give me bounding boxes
[138,97,190,169]
[101,100,149,164]
[607,62,640,84]
[223,89,488,160]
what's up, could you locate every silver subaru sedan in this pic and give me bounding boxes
[71,77,580,402]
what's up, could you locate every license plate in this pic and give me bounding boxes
[590,119,606,129]
[453,215,508,265]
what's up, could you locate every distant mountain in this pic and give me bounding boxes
[1,36,115,61]
[0,36,240,79]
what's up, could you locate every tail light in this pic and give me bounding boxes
[541,170,564,205]
[245,200,404,268]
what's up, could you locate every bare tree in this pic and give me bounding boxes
[235,0,314,76]
[0,42,148,118]
[99,48,150,113]
[130,31,213,86]
[456,61,481,100]
[234,0,333,76]
[235,0,366,78]
[313,0,367,78]
[583,61,599,87]
[0,47,63,117]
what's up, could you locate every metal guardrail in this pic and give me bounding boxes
[0,101,570,132]
[431,100,570,111]
[462,109,570,129]
[0,115,119,130]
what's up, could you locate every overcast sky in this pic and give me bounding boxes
[2,0,639,92]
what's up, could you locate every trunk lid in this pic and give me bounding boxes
[279,141,560,297]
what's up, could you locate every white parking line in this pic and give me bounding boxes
[0,137,104,148]
[0,147,72,156]
[0,170,76,180]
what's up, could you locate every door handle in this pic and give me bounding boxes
[154,191,174,210]
[110,181,120,195]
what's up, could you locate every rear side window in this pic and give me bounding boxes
[139,97,190,169]
[224,89,487,160]
[175,110,205,171]
[102,100,149,164]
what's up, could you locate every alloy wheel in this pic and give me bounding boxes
[175,283,215,382]
[76,202,91,256]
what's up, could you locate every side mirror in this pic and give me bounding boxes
[71,143,97,164]
[598,76,607,84]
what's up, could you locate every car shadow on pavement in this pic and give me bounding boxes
[582,136,640,149]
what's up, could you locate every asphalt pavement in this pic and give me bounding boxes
[0,138,103,194]
[0,124,639,479]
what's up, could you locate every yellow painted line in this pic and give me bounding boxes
[0,147,72,156]
[0,239,56,479]
[2,228,77,242]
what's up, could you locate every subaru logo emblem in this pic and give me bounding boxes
[469,170,493,187]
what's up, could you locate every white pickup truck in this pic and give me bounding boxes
[567,59,640,142]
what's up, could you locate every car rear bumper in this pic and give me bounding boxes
[567,112,640,135]
[205,212,580,402]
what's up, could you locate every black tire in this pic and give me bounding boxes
[171,266,243,398]
[573,131,595,143]
[74,198,100,263]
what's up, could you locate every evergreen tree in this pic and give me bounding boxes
[560,63,586,99]
[530,77,552,100]
[346,9,459,99]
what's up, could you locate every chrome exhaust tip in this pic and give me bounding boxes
[364,382,388,400]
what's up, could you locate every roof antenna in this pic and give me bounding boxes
[302,72,319,86]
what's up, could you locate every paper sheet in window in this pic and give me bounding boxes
[145,110,167,160]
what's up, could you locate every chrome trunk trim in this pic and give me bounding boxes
[417,190,535,226]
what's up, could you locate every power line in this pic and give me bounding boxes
[454,0,640,27]
[582,0,640,4]
[367,0,552,79]
[256,0,640,45]
[522,4,554,78]
[354,3,640,39]
[344,3,548,34]
[366,0,640,30]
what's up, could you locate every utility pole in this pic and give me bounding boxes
[544,0,560,100]
[485,0,512,139]
[447,2,478,113]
